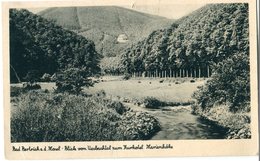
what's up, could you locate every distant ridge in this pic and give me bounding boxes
[39,6,173,57]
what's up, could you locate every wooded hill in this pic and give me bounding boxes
[10,9,101,83]
[119,4,249,78]
[39,6,173,57]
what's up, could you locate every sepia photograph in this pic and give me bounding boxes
[3,0,259,159]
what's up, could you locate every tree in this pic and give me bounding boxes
[55,68,93,95]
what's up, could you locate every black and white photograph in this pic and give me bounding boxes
[3,0,258,159]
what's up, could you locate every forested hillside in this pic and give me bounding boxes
[10,9,101,83]
[120,4,249,78]
[39,6,172,57]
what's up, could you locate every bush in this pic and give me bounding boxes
[192,53,250,112]
[190,79,196,83]
[122,73,131,80]
[22,82,41,90]
[10,86,26,97]
[95,90,106,97]
[118,111,161,140]
[106,101,129,115]
[142,97,162,109]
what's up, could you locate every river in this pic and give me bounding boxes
[125,103,228,140]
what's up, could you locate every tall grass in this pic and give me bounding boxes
[11,90,160,142]
[11,91,124,142]
[191,104,251,139]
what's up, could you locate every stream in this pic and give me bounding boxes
[125,103,228,140]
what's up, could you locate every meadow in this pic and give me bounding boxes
[88,76,206,103]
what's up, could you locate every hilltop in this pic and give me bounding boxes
[39,6,173,57]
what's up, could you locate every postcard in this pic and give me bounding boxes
[2,0,258,159]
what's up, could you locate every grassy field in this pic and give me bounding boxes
[88,76,206,103]
[11,77,206,103]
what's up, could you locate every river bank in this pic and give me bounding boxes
[88,77,233,140]
[124,103,228,140]
[192,104,251,139]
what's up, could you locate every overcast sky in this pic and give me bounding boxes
[27,3,205,19]
[125,4,205,19]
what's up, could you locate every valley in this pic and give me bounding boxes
[39,6,173,57]
[9,3,251,141]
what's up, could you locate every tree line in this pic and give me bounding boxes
[118,4,249,78]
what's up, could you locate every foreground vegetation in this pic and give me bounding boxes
[192,53,250,139]
[11,89,161,142]
[191,104,250,139]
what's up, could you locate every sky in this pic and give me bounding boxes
[27,3,206,19]
[125,3,205,19]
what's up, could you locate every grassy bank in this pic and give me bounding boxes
[192,104,251,139]
[11,88,161,142]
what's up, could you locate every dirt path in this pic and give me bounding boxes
[125,103,228,140]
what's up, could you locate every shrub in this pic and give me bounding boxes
[190,79,196,83]
[22,82,41,90]
[118,111,161,140]
[142,97,162,109]
[122,73,131,80]
[106,100,129,115]
[95,90,106,97]
[10,86,26,97]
